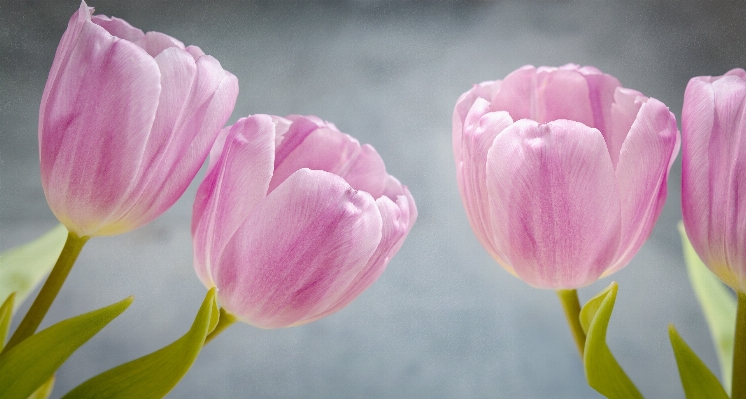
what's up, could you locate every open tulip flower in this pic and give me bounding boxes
[192,115,417,329]
[40,1,239,238]
[453,65,680,289]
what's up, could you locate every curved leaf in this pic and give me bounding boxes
[62,288,219,399]
[27,376,55,399]
[669,324,728,399]
[678,222,737,391]
[581,282,643,399]
[0,293,15,350]
[0,296,132,399]
[0,224,68,312]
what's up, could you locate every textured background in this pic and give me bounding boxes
[2,1,746,398]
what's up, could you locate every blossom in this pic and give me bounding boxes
[192,115,416,328]
[453,65,679,289]
[40,1,238,237]
[682,68,746,293]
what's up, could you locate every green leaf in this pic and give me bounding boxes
[581,282,643,399]
[678,222,737,391]
[62,288,219,399]
[0,296,132,399]
[0,293,15,350]
[669,324,729,399]
[27,376,55,399]
[0,224,68,312]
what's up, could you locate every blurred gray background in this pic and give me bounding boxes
[1,0,745,398]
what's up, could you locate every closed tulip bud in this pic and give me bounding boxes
[192,115,417,328]
[40,1,239,237]
[453,65,680,289]
[682,68,746,293]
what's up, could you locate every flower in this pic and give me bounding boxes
[39,1,238,237]
[453,65,679,289]
[682,68,746,293]
[192,115,417,328]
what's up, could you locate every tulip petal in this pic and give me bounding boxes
[272,115,293,142]
[457,97,514,268]
[340,144,387,199]
[305,188,414,324]
[492,66,594,126]
[383,175,418,227]
[39,18,161,236]
[91,15,144,42]
[108,53,239,234]
[134,31,185,57]
[606,88,646,168]
[486,119,622,289]
[708,76,746,291]
[184,45,205,61]
[536,68,595,126]
[192,115,276,287]
[576,67,620,130]
[606,98,679,276]
[270,120,389,198]
[490,65,536,122]
[272,116,322,170]
[39,1,92,145]
[683,75,746,291]
[452,80,502,162]
[89,46,196,232]
[215,169,382,328]
[580,70,632,160]
[205,126,230,175]
[682,78,716,264]
[725,68,746,80]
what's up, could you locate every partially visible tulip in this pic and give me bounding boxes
[192,115,416,328]
[453,64,679,289]
[682,68,746,293]
[40,1,238,237]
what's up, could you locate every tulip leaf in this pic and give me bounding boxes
[678,222,737,391]
[62,288,219,399]
[0,296,132,399]
[581,282,643,399]
[0,224,68,312]
[0,293,15,350]
[27,376,55,399]
[669,324,728,399]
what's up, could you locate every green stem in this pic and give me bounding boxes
[2,231,88,353]
[204,307,237,345]
[557,289,586,358]
[733,291,746,399]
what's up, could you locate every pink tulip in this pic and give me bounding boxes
[192,115,417,328]
[453,65,679,289]
[682,68,746,293]
[39,1,238,237]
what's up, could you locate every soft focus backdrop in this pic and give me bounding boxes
[2,1,746,398]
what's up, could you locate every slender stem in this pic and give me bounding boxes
[557,289,586,358]
[732,291,746,399]
[2,231,88,353]
[204,307,237,345]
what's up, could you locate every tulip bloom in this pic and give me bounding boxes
[192,115,416,328]
[453,65,679,289]
[39,1,238,237]
[682,68,746,293]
